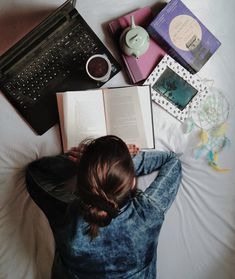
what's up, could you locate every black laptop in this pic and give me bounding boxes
[0,0,121,135]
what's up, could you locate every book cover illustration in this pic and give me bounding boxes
[109,7,165,83]
[147,0,221,73]
[144,55,209,122]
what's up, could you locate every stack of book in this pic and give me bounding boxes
[147,0,221,74]
[108,6,165,84]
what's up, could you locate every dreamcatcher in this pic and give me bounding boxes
[185,86,230,172]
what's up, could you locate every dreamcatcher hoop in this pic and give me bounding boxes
[186,85,230,172]
[191,87,230,130]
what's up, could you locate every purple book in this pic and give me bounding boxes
[147,0,221,73]
[109,7,165,83]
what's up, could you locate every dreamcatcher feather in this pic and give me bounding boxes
[185,87,230,172]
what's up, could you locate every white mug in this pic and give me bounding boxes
[86,54,112,82]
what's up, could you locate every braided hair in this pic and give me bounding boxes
[74,135,136,239]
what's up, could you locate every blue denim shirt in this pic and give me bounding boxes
[26,151,181,279]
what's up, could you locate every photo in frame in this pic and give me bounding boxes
[144,55,209,122]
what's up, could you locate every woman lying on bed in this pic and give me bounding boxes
[25,135,181,279]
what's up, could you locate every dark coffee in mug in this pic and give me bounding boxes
[87,56,109,78]
[86,54,112,82]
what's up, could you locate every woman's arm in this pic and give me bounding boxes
[26,154,77,190]
[25,153,77,225]
[133,151,182,213]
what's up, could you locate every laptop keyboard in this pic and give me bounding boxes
[2,21,100,110]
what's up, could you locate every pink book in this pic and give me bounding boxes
[109,7,165,83]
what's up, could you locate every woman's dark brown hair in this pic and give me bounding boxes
[74,135,136,239]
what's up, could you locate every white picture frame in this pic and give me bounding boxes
[144,55,209,122]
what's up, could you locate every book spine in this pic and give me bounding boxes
[120,55,146,83]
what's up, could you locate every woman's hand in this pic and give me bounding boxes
[67,147,79,163]
[127,144,140,156]
[67,144,86,163]
[68,143,139,162]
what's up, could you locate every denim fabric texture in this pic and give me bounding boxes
[26,151,182,279]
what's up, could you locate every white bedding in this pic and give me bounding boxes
[0,0,235,278]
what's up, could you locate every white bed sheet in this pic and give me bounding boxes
[0,0,235,278]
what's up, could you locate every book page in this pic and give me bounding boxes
[63,90,107,151]
[103,86,154,148]
[136,86,154,149]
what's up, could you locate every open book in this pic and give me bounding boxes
[56,86,155,152]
